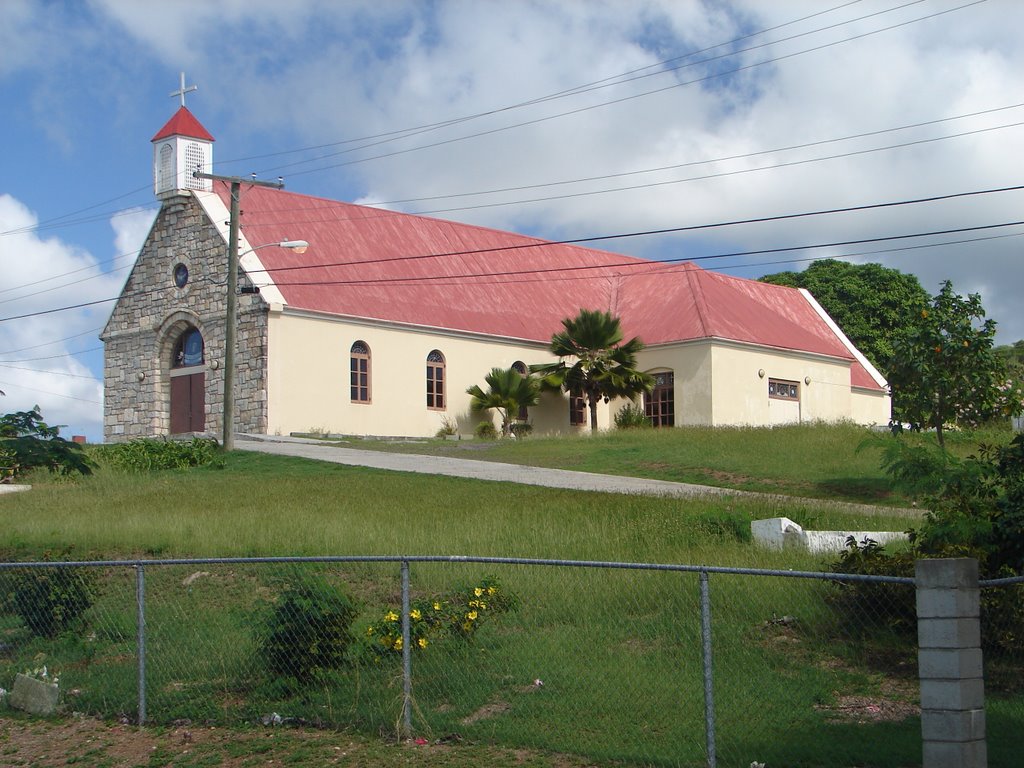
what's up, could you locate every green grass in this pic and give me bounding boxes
[325,422,1014,505]
[0,425,1019,766]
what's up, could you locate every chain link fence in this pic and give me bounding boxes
[1,556,1021,766]
[980,574,1024,767]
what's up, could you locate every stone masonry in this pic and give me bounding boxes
[101,192,269,441]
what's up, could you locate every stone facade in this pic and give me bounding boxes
[101,193,269,442]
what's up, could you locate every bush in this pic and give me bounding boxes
[826,537,917,636]
[106,437,222,472]
[510,422,533,439]
[261,574,358,681]
[435,416,459,437]
[0,407,94,479]
[614,403,650,429]
[0,554,96,638]
[474,421,498,440]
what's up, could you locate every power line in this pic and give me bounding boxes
[363,106,1024,208]
[276,0,984,179]
[0,327,104,356]
[219,0,872,167]
[2,182,1018,324]
[1,218,1018,325]
[0,363,97,380]
[267,221,1024,289]
[0,0,874,240]
[0,380,101,405]
[0,346,102,365]
[247,184,1024,275]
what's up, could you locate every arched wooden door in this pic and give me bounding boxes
[169,327,206,433]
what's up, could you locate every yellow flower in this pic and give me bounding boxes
[487,586,497,595]
[433,602,442,611]
[366,627,374,636]
[462,621,473,632]
[393,637,403,650]
[467,610,478,621]
[385,611,398,622]
[417,638,428,649]
[410,609,422,620]
[479,601,487,610]
[474,588,483,597]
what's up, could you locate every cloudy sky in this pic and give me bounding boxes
[1,0,1022,440]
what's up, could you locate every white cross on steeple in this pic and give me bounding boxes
[169,72,197,108]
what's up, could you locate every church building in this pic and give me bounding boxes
[102,104,890,442]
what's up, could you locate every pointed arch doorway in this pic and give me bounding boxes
[169,326,206,433]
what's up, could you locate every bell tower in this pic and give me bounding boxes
[151,73,215,198]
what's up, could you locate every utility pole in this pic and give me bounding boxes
[194,172,283,451]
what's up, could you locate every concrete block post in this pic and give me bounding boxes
[916,558,986,768]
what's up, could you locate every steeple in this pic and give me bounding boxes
[152,73,215,198]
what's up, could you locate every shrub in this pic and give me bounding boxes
[474,421,498,440]
[510,422,533,439]
[614,403,650,429]
[261,574,358,681]
[0,553,96,638]
[435,416,458,437]
[826,537,917,636]
[0,407,94,479]
[106,437,222,472]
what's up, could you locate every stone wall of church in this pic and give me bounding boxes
[101,193,269,441]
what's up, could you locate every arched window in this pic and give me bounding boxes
[644,371,675,427]
[426,350,446,410]
[511,361,529,420]
[172,327,204,368]
[350,341,371,403]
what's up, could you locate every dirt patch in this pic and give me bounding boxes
[815,692,919,724]
[0,715,598,767]
[460,700,511,725]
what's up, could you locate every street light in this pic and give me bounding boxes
[221,237,309,451]
[192,171,310,451]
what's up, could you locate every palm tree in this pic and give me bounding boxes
[531,309,654,431]
[466,367,541,437]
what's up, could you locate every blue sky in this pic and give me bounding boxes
[2,0,1023,441]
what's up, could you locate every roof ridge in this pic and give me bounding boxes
[684,264,711,337]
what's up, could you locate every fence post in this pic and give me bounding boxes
[916,558,986,768]
[400,560,413,739]
[699,570,717,768]
[135,564,147,726]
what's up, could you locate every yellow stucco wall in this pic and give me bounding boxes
[265,309,594,437]
[264,311,890,437]
[639,340,891,427]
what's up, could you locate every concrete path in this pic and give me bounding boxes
[238,433,726,498]
[237,434,918,516]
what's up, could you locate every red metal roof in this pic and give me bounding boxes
[216,183,882,390]
[152,107,215,142]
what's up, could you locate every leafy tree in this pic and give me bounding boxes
[887,281,1022,449]
[466,367,540,437]
[760,259,928,373]
[0,406,93,478]
[531,309,654,431]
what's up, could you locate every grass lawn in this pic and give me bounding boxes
[0,424,1018,767]
[307,421,1013,506]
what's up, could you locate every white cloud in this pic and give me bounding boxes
[0,194,126,440]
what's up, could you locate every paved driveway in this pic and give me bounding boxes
[238,434,727,498]
[237,434,917,517]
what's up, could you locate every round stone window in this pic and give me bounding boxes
[173,263,189,288]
